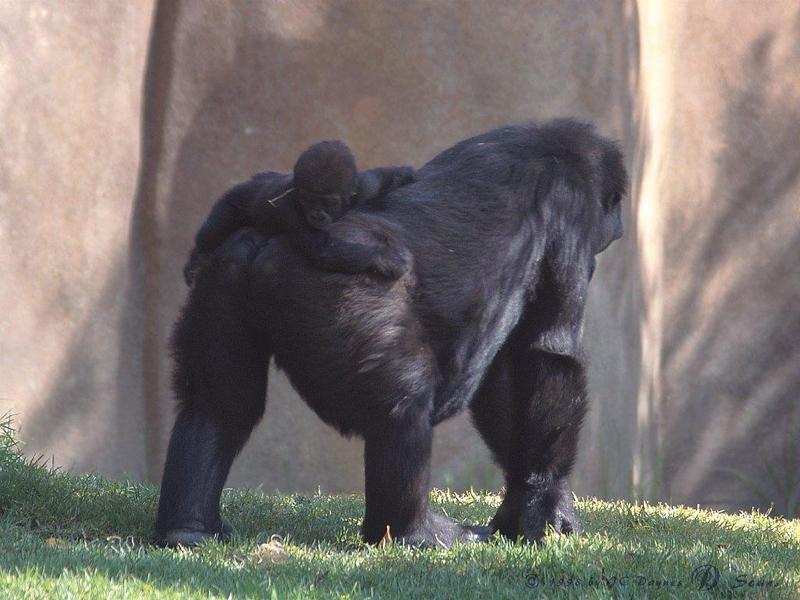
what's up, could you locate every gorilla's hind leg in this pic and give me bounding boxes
[156,236,270,546]
[362,397,491,547]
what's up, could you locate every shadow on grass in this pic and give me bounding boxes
[4,517,796,599]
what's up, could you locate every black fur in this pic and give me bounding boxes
[155,119,627,548]
[183,140,416,284]
[293,140,358,201]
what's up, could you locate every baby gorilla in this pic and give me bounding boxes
[292,140,359,229]
[184,141,415,284]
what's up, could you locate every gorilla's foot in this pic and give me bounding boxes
[390,511,492,548]
[156,523,231,548]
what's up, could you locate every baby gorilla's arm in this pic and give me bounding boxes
[184,172,291,285]
[185,178,264,285]
[355,166,416,206]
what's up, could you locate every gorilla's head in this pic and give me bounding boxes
[293,140,358,229]
[593,139,627,255]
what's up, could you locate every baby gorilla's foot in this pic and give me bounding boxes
[391,511,492,548]
[369,242,412,281]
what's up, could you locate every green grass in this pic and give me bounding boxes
[1,418,798,599]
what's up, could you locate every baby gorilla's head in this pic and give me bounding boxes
[293,140,358,229]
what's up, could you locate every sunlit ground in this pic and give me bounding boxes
[2,419,798,599]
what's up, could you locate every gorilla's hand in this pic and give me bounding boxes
[490,480,581,543]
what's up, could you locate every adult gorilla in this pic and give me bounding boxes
[155,119,627,548]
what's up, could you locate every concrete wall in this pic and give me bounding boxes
[1,0,797,515]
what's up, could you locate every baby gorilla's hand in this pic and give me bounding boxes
[183,248,211,286]
[392,166,416,187]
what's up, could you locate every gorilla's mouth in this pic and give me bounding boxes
[308,211,333,229]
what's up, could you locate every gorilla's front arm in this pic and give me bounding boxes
[155,119,627,547]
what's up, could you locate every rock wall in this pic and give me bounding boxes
[637,1,800,512]
[0,1,156,478]
[1,0,797,514]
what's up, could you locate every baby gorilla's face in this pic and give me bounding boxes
[296,190,348,229]
[292,140,358,229]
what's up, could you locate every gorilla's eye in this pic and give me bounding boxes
[603,192,621,210]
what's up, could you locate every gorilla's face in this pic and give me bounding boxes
[596,195,623,254]
[296,190,348,229]
[589,139,627,257]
